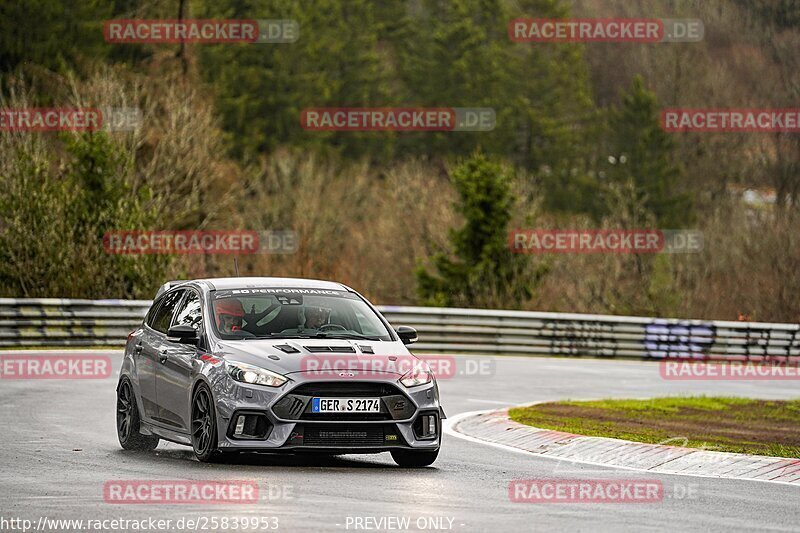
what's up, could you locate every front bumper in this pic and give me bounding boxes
[211,373,443,453]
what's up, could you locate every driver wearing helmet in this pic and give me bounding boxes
[215,298,245,334]
[302,305,332,330]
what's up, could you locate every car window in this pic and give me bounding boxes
[144,298,162,328]
[173,291,202,331]
[151,290,184,334]
[209,288,392,340]
[354,310,383,337]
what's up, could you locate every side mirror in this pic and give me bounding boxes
[167,324,199,345]
[396,326,418,345]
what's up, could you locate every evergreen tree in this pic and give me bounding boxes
[605,76,692,228]
[196,0,393,160]
[416,154,543,308]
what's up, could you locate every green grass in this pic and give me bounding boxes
[509,396,800,458]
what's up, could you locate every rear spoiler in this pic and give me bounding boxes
[154,280,189,300]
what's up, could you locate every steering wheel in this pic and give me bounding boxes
[317,324,347,332]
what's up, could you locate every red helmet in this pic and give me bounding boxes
[215,299,245,331]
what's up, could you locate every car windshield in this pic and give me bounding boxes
[209,288,392,341]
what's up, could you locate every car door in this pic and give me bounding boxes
[145,289,186,426]
[134,299,166,421]
[156,289,203,432]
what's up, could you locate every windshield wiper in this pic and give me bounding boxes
[243,333,313,340]
[240,332,384,341]
[310,332,384,341]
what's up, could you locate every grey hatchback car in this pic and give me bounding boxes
[116,277,444,466]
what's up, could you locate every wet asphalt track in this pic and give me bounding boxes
[1,350,799,532]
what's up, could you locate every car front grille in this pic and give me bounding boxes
[292,423,404,447]
[271,381,416,421]
[290,382,401,397]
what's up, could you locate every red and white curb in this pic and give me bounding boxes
[444,408,800,486]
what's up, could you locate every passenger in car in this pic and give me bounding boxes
[303,305,332,330]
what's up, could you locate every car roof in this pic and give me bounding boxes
[196,277,352,292]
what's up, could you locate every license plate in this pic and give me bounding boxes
[311,397,381,413]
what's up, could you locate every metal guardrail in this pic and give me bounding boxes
[0,299,152,347]
[1,298,799,359]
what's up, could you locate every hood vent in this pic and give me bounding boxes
[274,344,300,354]
[304,345,356,353]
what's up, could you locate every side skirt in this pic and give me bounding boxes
[141,420,192,446]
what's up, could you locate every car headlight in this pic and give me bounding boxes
[400,361,433,388]
[226,360,288,387]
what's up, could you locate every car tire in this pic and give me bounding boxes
[191,383,222,463]
[116,378,159,451]
[390,448,439,467]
